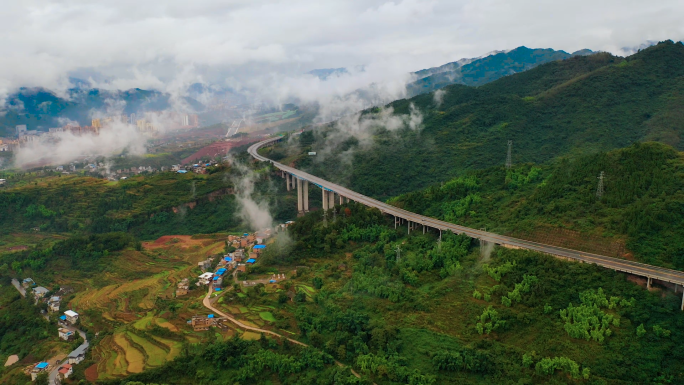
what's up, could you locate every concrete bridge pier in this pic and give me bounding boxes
[303,181,309,212]
[647,277,652,290]
[339,195,344,205]
[286,174,291,191]
[328,191,335,209]
[297,178,304,215]
[322,190,329,210]
[681,293,684,311]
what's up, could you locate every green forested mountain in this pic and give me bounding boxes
[278,40,684,199]
[407,46,595,97]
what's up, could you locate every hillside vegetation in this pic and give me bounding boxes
[389,142,684,269]
[0,161,295,239]
[282,40,684,199]
[98,204,684,384]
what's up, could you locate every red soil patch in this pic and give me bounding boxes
[84,363,99,382]
[181,137,261,164]
[144,235,212,250]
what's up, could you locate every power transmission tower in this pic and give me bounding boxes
[596,171,605,199]
[505,140,512,169]
[395,245,401,262]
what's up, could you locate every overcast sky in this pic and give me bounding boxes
[1,0,683,100]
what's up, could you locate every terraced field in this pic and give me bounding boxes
[70,234,233,378]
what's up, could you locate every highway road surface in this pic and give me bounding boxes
[249,136,684,288]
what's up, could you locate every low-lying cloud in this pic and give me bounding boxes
[228,157,274,231]
[13,123,146,168]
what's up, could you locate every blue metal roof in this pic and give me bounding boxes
[253,245,266,249]
[215,288,221,291]
[36,362,49,369]
[246,258,256,263]
[212,276,219,281]
[208,314,215,318]
[269,280,276,283]
[177,170,187,173]
[60,315,67,320]
[224,256,232,261]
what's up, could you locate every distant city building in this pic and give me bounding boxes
[15,125,27,137]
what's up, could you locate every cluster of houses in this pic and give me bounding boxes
[22,278,73,310]
[30,311,86,382]
[172,161,219,175]
[20,278,87,382]
[195,232,273,290]
[28,361,73,382]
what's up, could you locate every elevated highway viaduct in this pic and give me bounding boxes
[249,136,684,309]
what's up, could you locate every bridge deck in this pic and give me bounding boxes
[249,137,684,286]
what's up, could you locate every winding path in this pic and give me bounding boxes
[201,287,364,378]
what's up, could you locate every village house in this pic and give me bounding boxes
[253,244,266,254]
[32,286,49,299]
[64,310,79,325]
[198,272,214,286]
[249,252,258,260]
[30,362,49,381]
[233,249,245,261]
[212,275,223,287]
[197,258,213,271]
[176,278,189,296]
[48,296,61,312]
[191,315,215,331]
[67,345,87,364]
[22,278,35,288]
[237,264,247,273]
[57,364,73,380]
[58,328,74,341]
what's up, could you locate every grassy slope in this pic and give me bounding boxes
[289,40,684,199]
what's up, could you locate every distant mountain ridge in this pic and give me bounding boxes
[0,87,205,137]
[406,46,595,97]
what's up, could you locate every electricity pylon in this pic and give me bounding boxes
[596,171,605,199]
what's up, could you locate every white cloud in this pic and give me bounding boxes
[0,0,682,103]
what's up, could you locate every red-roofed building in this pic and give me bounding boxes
[58,363,73,379]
